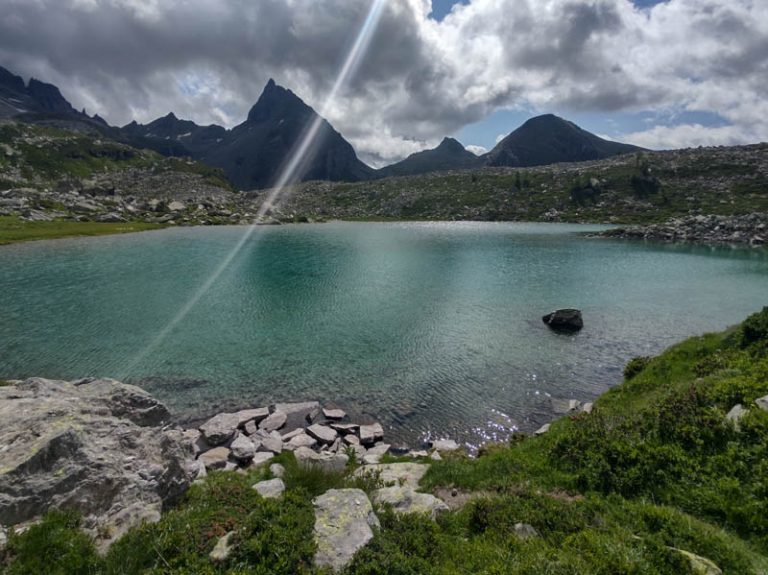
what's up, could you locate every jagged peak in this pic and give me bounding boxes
[436,137,466,153]
[247,78,311,124]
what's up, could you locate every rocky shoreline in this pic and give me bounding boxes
[600,212,768,246]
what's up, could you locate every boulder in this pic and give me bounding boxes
[259,410,287,433]
[269,463,286,478]
[313,489,379,572]
[249,452,275,469]
[542,309,583,332]
[331,423,360,435]
[366,443,391,457]
[199,447,231,470]
[0,378,194,550]
[285,433,318,451]
[167,201,186,212]
[551,398,581,414]
[513,522,539,540]
[359,423,384,446]
[756,395,768,412]
[373,487,449,520]
[294,447,348,473]
[253,478,285,499]
[726,404,747,429]
[307,424,338,445]
[235,407,269,427]
[355,463,429,489]
[431,439,459,452]
[199,412,240,446]
[259,432,283,454]
[274,401,320,432]
[229,435,256,463]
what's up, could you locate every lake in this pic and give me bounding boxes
[1,222,766,447]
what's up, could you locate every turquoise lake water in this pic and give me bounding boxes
[1,222,766,447]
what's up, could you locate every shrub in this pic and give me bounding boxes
[742,307,768,347]
[624,356,651,380]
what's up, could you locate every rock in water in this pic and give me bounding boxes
[313,489,379,572]
[542,309,583,332]
[0,378,194,550]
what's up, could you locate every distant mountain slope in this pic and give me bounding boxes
[485,114,642,167]
[377,137,483,177]
[124,80,375,190]
[0,66,79,119]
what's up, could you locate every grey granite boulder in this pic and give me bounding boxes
[373,487,449,519]
[285,432,318,451]
[313,489,379,572]
[253,478,285,499]
[726,404,747,429]
[259,410,287,433]
[0,378,194,550]
[235,407,269,427]
[307,424,338,445]
[359,423,384,446]
[355,462,428,489]
[230,435,256,462]
[249,452,275,469]
[199,447,231,470]
[294,446,348,473]
[199,412,240,446]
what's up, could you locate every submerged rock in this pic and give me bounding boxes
[313,489,379,572]
[542,309,583,332]
[0,378,194,550]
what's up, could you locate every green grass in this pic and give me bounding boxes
[3,310,768,573]
[0,216,166,245]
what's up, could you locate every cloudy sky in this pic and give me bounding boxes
[1,0,766,167]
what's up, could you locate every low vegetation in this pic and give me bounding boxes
[0,216,166,245]
[3,309,768,573]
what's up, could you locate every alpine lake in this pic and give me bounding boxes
[2,221,766,448]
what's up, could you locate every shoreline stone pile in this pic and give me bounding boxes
[185,401,396,479]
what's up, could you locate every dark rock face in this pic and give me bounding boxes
[0,378,195,550]
[542,309,584,332]
[377,137,483,177]
[485,114,642,168]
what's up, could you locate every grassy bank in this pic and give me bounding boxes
[3,309,768,574]
[0,217,166,245]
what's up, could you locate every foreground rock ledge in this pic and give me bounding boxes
[0,378,195,550]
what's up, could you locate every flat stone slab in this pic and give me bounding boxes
[373,486,449,520]
[259,432,283,454]
[199,412,239,445]
[307,424,338,445]
[313,489,379,572]
[198,446,231,470]
[323,408,346,420]
[235,407,269,426]
[253,478,285,499]
[331,423,360,434]
[534,423,550,435]
[355,462,429,489]
[259,410,287,433]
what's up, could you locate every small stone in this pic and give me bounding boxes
[513,523,539,540]
[323,408,346,420]
[269,463,286,478]
[431,439,459,452]
[580,402,594,414]
[307,424,339,445]
[0,525,7,551]
[235,407,269,427]
[249,452,275,469]
[430,451,442,461]
[330,423,360,435]
[359,423,384,446]
[726,404,747,429]
[209,531,236,562]
[199,412,240,446]
[409,450,429,458]
[253,478,285,499]
[285,433,318,451]
[534,423,551,435]
[198,447,230,470]
[230,434,256,462]
[756,395,768,412]
[343,434,360,446]
[259,410,287,433]
[244,420,258,436]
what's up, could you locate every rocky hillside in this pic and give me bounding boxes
[1,308,768,573]
[0,121,266,226]
[267,143,768,225]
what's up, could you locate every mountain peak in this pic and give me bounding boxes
[436,137,466,153]
[246,79,309,124]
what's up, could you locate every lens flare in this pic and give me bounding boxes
[119,0,388,378]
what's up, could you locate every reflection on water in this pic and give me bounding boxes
[0,222,766,446]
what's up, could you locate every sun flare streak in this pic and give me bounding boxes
[119,0,388,378]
